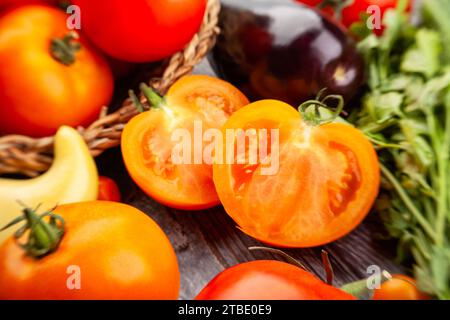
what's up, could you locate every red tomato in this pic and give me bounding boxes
[106,55,137,80]
[297,0,336,16]
[98,176,122,202]
[196,260,355,300]
[0,0,58,10]
[298,0,411,35]
[72,0,207,62]
[341,0,411,35]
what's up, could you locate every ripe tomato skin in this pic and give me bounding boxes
[297,0,335,16]
[373,275,428,300]
[196,260,355,300]
[106,55,137,80]
[72,0,207,62]
[0,5,114,137]
[213,100,380,247]
[0,0,58,10]
[98,176,122,202]
[341,0,410,29]
[298,0,411,35]
[0,201,180,300]
[121,75,249,210]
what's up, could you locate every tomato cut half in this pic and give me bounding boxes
[213,100,380,247]
[122,75,249,210]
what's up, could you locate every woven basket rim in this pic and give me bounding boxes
[0,0,221,177]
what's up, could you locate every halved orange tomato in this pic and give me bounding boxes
[121,75,249,210]
[213,100,380,247]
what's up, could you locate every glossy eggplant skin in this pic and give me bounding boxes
[210,0,365,107]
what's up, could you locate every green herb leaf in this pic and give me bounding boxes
[401,29,441,78]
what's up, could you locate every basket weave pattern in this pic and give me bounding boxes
[0,0,220,177]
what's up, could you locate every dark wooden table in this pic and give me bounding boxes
[98,60,405,300]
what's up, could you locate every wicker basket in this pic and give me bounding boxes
[0,0,221,177]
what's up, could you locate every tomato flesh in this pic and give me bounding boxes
[213,100,379,247]
[122,75,249,210]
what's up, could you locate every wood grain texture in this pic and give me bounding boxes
[97,59,405,300]
[97,141,404,300]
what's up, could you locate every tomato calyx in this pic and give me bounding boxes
[341,271,425,300]
[128,83,166,114]
[249,247,336,286]
[321,250,334,285]
[298,91,345,126]
[0,203,65,258]
[249,246,308,271]
[340,269,393,299]
[316,0,354,20]
[50,31,81,66]
[129,89,145,113]
[248,247,417,300]
[140,83,165,109]
[58,1,71,10]
[129,83,167,114]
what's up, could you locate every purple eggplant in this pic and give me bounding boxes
[209,0,365,107]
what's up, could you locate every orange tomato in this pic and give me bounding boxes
[98,176,122,202]
[121,75,249,210]
[196,260,355,300]
[373,274,428,300]
[213,100,380,247]
[0,5,113,137]
[0,201,180,300]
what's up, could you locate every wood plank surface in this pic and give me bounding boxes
[98,59,405,299]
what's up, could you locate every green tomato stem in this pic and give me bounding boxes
[50,31,81,66]
[140,83,164,108]
[0,206,65,258]
[129,90,145,113]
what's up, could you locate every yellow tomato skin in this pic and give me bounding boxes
[373,275,429,300]
[0,5,113,137]
[0,201,180,300]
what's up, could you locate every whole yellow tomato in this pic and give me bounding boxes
[0,201,180,300]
